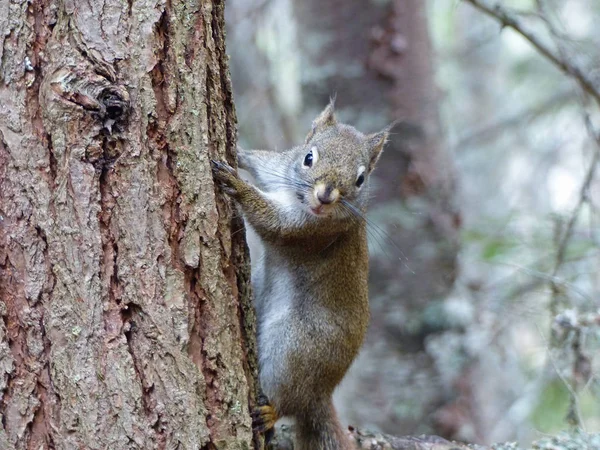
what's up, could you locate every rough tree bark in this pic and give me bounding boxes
[0,0,258,449]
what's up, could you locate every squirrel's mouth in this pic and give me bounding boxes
[308,202,338,217]
[296,192,325,216]
[306,183,340,217]
[310,205,325,216]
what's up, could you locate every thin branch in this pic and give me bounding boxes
[488,261,593,303]
[549,113,600,314]
[455,88,573,149]
[462,0,600,107]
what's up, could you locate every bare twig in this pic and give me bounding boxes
[455,88,573,149]
[489,261,593,303]
[462,0,600,107]
[549,114,600,314]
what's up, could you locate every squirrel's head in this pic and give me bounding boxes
[292,100,389,218]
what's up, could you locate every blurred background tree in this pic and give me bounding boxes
[226,0,600,447]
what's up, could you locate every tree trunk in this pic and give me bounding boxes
[0,1,258,449]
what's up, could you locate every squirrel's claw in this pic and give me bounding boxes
[252,400,279,437]
[210,159,236,180]
[252,394,277,445]
[211,159,240,196]
[210,159,235,175]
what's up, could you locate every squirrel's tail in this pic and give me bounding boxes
[295,400,353,450]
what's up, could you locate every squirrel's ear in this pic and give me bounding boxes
[366,128,389,172]
[305,98,337,143]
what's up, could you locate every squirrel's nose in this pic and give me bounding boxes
[315,184,340,205]
[318,193,333,204]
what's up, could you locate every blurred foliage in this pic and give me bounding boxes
[430,0,600,443]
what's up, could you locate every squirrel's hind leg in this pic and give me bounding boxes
[251,393,279,445]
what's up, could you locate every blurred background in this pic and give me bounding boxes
[225,0,600,446]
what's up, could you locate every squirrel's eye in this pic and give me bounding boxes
[355,173,365,187]
[303,147,319,168]
[303,151,313,168]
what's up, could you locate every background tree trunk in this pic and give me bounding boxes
[0,1,258,449]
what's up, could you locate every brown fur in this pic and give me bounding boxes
[212,100,388,450]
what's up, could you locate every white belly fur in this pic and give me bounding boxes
[256,261,294,402]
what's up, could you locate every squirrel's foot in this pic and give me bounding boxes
[211,160,243,197]
[252,394,279,441]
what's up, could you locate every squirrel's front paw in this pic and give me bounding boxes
[211,160,242,197]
